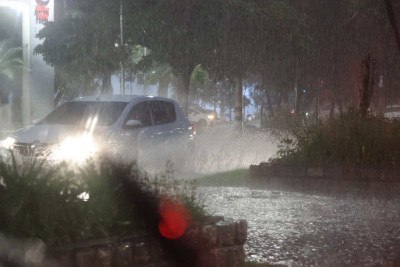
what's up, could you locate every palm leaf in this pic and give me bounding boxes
[0,39,23,80]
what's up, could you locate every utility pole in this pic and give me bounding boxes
[119,1,125,95]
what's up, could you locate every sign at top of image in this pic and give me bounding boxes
[34,0,53,24]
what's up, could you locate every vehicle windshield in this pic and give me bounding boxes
[38,101,128,126]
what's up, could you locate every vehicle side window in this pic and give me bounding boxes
[150,101,176,125]
[126,101,152,127]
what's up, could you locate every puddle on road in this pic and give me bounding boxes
[197,187,400,266]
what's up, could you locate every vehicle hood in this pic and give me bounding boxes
[11,124,108,144]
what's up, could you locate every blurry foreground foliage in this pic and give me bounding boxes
[275,110,400,167]
[0,156,203,246]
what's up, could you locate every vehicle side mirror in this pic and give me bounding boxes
[125,119,143,129]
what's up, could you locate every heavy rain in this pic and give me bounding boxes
[0,0,400,266]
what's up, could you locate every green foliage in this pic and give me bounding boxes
[127,0,225,73]
[275,111,400,167]
[0,157,90,245]
[34,0,399,114]
[189,65,222,106]
[35,1,122,96]
[191,65,208,87]
[0,39,22,80]
[0,156,142,245]
[0,156,204,245]
[147,162,205,221]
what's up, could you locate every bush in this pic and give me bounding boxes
[274,110,400,167]
[0,155,204,246]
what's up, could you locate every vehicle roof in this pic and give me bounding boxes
[70,95,173,103]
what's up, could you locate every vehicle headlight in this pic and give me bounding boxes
[0,137,15,150]
[51,134,98,164]
[207,114,215,120]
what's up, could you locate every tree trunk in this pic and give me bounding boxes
[158,78,169,97]
[278,87,290,107]
[54,68,63,106]
[220,104,226,120]
[176,71,191,115]
[277,93,282,108]
[234,76,243,128]
[101,73,113,95]
[315,87,319,121]
[336,93,344,115]
[211,81,217,112]
[295,85,302,118]
[265,87,275,118]
[329,97,336,119]
[260,104,264,129]
[360,53,374,117]
[228,88,232,124]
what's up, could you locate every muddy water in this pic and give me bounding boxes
[198,187,400,266]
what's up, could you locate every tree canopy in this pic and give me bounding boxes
[35,0,400,118]
[35,0,122,98]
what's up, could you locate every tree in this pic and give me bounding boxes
[201,0,307,126]
[360,53,377,117]
[35,0,399,117]
[35,0,123,99]
[189,64,214,106]
[145,63,173,98]
[125,0,225,114]
[302,0,399,114]
[260,0,400,118]
[384,0,400,53]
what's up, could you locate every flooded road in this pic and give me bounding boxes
[190,125,277,174]
[198,187,400,266]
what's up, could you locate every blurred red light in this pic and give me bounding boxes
[158,198,191,239]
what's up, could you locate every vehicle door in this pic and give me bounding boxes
[144,100,188,163]
[147,100,179,144]
[118,101,154,157]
